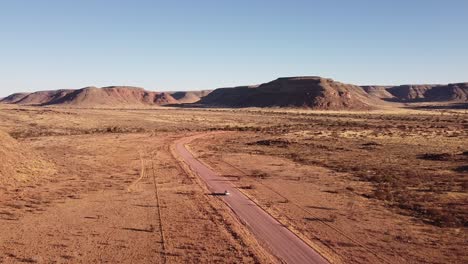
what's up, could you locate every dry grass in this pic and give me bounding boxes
[206,112,468,228]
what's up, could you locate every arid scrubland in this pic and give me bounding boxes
[0,104,466,263]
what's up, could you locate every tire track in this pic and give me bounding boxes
[150,152,167,264]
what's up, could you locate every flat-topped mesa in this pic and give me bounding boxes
[275,76,330,81]
[101,86,144,90]
[199,76,377,109]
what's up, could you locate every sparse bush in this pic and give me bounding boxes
[419,153,453,161]
[239,185,255,190]
[454,165,468,172]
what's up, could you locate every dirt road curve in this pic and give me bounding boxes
[174,134,329,264]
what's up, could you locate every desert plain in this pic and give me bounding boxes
[0,101,466,263]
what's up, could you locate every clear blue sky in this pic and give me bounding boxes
[1,0,467,96]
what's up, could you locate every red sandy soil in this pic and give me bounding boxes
[0,133,273,263]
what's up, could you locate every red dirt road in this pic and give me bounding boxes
[174,134,329,264]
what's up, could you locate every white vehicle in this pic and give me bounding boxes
[224,190,230,196]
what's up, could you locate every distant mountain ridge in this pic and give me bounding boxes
[0,86,212,107]
[199,78,467,108]
[385,83,468,102]
[1,77,467,109]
